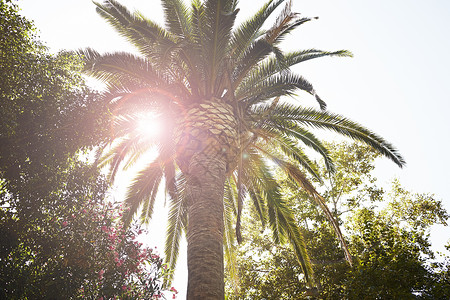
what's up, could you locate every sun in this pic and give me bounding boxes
[136,111,162,139]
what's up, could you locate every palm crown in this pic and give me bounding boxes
[80,0,405,297]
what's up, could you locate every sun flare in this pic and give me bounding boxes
[136,111,162,139]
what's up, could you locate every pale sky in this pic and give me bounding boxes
[18,0,450,297]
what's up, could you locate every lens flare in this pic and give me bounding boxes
[137,112,162,139]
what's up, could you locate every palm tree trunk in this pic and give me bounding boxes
[186,152,227,299]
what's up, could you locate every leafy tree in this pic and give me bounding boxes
[0,0,108,202]
[426,242,450,299]
[226,142,449,299]
[0,0,35,79]
[0,162,175,299]
[0,2,175,298]
[79,1,405,298]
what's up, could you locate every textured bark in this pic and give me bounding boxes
[186,152,227,300]
[174,99,238,174]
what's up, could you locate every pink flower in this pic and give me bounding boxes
[108,233,116,241]
[62,221,68,227]
[98,269,105,280]
[122,285,127,291]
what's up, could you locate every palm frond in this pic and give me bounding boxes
[251,104,334,173]
[238,72,326,109]
[269,105,406,167]
[94,0,177,57]
[261,167,315,283]
[240,150,271,227]
[285,49,353,64]
[78,49,171,87]
[201,0,239,96]
[229,0,285,59]
[162,0,193,39]
[223,179,239,293]
[237,49,351,98]
[232,39,274,90]
[264,0,310,45]
[100,136,134,183]
[283,212,315,285]
[189,0,207,96]
[231,0,303,87]
[79,48,193,99]
[239,147,318,283]
[122,160,163,226]
[165,173,187,284]
[255,131,323,182]
[275,159,352,265]
[247,159,287,244]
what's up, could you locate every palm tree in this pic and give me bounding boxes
[79,0,405,298]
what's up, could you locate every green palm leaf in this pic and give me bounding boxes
[252,104,334,173]
[161,0,193,39]
[232,38,274,90]
[229,0,285,59]
[165,173,187,283]
[223,179,239,292]
[239,72,327,109]
[269,104,406,167]
[273,158,352,264]
[201,0,239,96]
[237,49,351,98]
[94,0,177,57]
[123,160,164,226]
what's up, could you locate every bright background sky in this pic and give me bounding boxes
[18,0,450,297]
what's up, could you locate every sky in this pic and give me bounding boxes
[18,0,450,297]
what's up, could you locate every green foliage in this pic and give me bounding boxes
[0,2,177,298]
[226,142,450,299]
[0,0,109,199]
[0,162,172,299]
[226,208,311,299]
[386,179,449,230]
[345,208,430,299]
[0,0,36,73]
[319,142,384,215]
